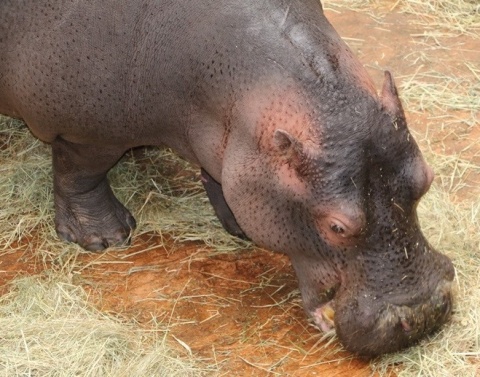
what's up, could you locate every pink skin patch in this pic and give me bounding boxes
[242,80,321,159]
[312,302,336,333]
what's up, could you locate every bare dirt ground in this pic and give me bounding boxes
[1,2,479,376]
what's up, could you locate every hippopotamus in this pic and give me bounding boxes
[0,0,454,356]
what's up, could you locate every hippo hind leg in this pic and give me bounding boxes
[200,168,247,240]
[52,137,136,251]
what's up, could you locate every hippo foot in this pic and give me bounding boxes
[311,302,336,333]
[54,181,136,251]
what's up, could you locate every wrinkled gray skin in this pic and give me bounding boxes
[0,0,454,356]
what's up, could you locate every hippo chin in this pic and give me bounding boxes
[0,0,454,356]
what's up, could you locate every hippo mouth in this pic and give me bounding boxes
[312,300,336,333]
[309,279,453,356]
[309,283,339,332]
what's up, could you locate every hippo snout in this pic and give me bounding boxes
[335,280,452,356]
[333,269,454,357]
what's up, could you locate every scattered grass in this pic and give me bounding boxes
[0,118,54,253]
[0,273,215,377]
[398,67,480,125]
[324,0,480,38]
[397,0,480,39]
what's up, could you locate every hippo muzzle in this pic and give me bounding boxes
[336,274,453,356]
[312,243,454,357]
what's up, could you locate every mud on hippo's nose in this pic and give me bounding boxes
[331,277,454,357]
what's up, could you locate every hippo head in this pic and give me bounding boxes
[221,70,454,356]
[202,2,455,355]
[320,73,454,356]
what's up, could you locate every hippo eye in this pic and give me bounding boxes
[330,223,345,234]
[316,210,364,246]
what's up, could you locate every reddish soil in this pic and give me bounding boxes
[1,236,375,376]
[1,3,478,376]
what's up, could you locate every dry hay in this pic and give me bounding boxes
[0,272,215,377]
[398,66,480,127]
[395,0,480,39]
[0,118,54,253]
[324,0,480,38]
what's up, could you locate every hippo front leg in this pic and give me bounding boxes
[52,137,136,251]
[200,168,247,240]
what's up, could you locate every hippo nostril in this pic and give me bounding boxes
[400,318,412,333]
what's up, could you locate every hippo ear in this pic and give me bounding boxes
[381,71,403,115]
[273,129,304,164]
